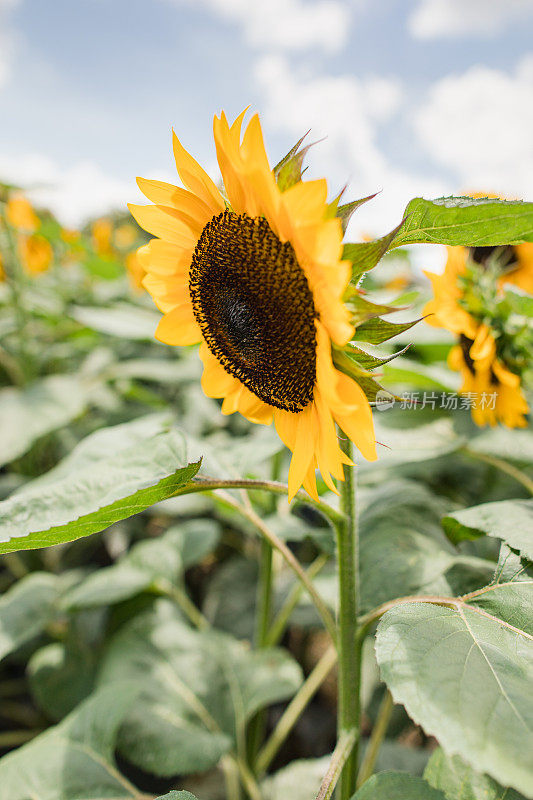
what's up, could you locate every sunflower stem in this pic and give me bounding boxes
[336,433,361,800]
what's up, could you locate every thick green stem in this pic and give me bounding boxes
[356,689,394,788]
[336,434,361,800]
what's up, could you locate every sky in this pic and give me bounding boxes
[0,0,532,265]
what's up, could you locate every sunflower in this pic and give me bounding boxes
[425,245,530,428]
[18,233,53,275]
[129,110,377,500]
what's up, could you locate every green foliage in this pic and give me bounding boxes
[442,499,533,558]
[425,748,527,800]
[394,197,533,246]
[353,772,447,799]
[97,602,303,776]
[0,375,90,467]
[0,414,200,553]
[375,570,533,795]
[1,187,533,800]
[0,684,141,799]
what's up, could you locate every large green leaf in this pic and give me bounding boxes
[98,602,303,776]
[0,684,143,799]
[0,573,59,661]
[28,639,97,721]
[442,500,533,559]
[0,374,89,467]
[0,414,200,554]
[375,573,533,795]
[394,197,533,247]
[353,772,447,799]
[61,519,219,611]
[425,748,527,800]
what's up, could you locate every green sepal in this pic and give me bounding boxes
[273,132,316,192]
[351,315,422,344]
[328,191,379,233]
[344,218,406,283]
[344,286,405,326]
[343,343,411,371]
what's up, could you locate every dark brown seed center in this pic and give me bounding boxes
[189,210,318,412]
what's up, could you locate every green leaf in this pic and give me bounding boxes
[442,500,533,559]
[262,756,330,800]
[0,683,141,799]
[98,603,303,776]
[0,414,201,554]
[351,316,421,344]
[273,132,314,191]
[375,580,533,796]
[395,197,533,247]
[155,794,199,800]
[0,573,59,661]
[425,748,527,800]
[467,427,533,466]
[344,220,405,283]
[28,640,96,720]
[62,520,219,611]
[70,302,162,340]
[353,772,447,799]
[0,374,89,467]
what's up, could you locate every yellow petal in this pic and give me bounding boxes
[172,130,225,212]
[142,274,190,313]
[136,177,215,223]
[288,404,317,501]
[128,204,198,247]
[143,239,193,277]
[155,305,201,345]
[199,343,236,397]
[333,373,377,463]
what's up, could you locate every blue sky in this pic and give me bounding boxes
[1,0,532,245]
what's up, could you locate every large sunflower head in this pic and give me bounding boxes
[129,110,379,500]
[424,243,531,428]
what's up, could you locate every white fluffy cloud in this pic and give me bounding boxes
[0,153,136,227]
[169,0,351,53]
[409,0,533,39]
[413,56,533,198]
[254,55,450,238]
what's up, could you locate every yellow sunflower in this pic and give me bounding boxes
[425,246,529,428]
[130,110,377,500]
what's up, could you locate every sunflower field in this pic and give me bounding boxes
[0,116,532,800]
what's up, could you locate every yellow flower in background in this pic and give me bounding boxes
[115,223,137,250]
[19,234,53,275]
[130,109,377,500]
[425,246,529,428]
[125,250,146,291]
[502,242,533,294]
[0,251,4,281]
[6,195,39,232]
[92,218,113,256]
[61,228,81,245]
